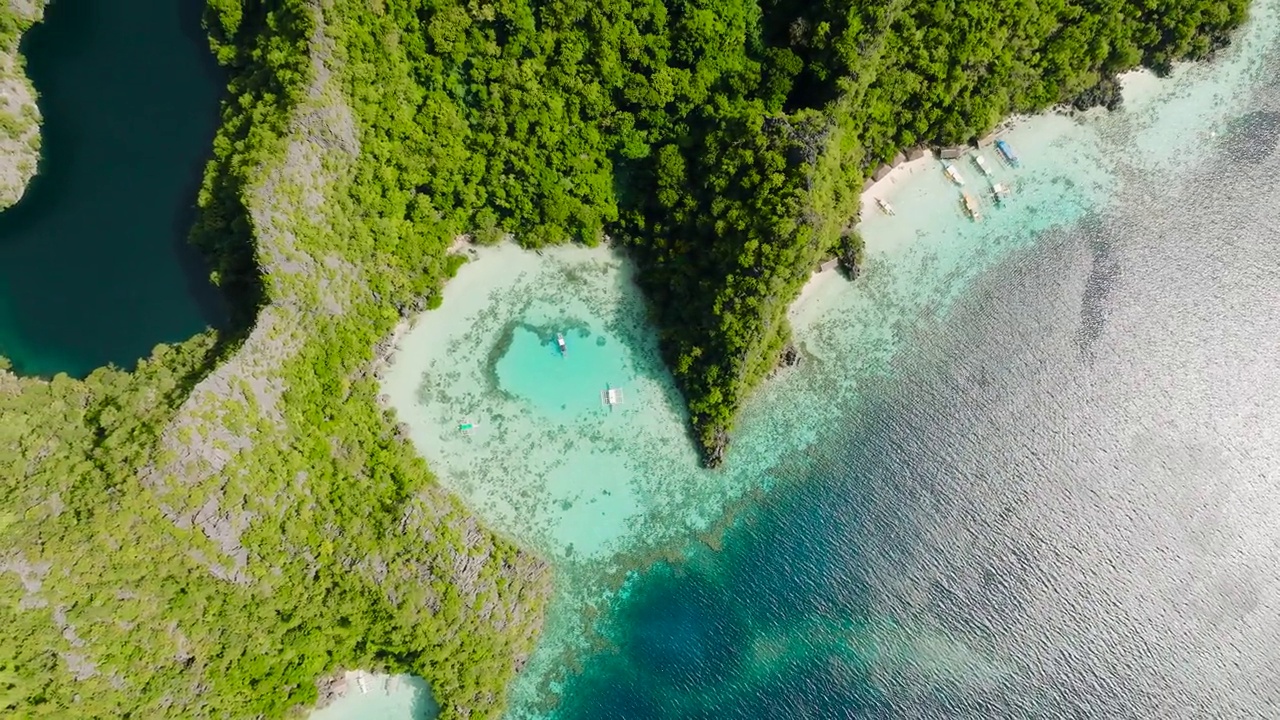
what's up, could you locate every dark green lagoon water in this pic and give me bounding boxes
[0,0,224,377]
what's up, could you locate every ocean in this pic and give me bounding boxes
[373,1,1280,717]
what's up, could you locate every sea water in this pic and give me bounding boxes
[308,673,437,720]
[381,0,1280,716]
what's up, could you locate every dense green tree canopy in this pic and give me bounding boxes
[0,0,1248,716]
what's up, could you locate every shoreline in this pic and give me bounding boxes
[0,1,46,211]
[791,147,947,314]
[857,151,938,224]
[308,670,435,719]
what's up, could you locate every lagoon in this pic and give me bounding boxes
[0,0,223,376]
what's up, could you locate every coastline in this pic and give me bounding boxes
[0,1,45,210]
[308,670,436,720]
[374,3,1280,710]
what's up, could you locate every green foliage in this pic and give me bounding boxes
[204,0,1251,466]
[3,1,549,718]
[617,0,1248,460]
[0,0,1250,717]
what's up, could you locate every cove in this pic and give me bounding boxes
[0,0,224,377]
[308,672,439,720]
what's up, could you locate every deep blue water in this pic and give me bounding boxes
[543,84,1280,719]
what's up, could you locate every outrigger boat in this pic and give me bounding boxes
[995,139,1021,168]
[601,383,624,411]
[556,332,567,355]
[875,197,896,215]
[962,192,982,221]
[973,154,993,176]
[991,182,1012,204]
[944,163,965,186]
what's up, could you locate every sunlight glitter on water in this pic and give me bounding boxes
[378,1,1280,715]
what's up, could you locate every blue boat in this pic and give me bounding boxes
[995,139,1021,168]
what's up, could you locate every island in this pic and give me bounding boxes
[0,0,1248,717]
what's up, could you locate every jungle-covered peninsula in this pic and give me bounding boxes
[0,0,1247,717]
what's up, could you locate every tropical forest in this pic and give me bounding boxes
[0,0,1248,716]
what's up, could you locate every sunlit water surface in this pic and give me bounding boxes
[381,2,1280,717]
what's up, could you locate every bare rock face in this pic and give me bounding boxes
[837,245,862,280]
[1072,75,1124,112]
[0,1,46,210]
[703,426,730,469]
[836,232,864,281]
[779,342,801,368]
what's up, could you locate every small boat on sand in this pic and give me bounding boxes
[973,154,993,176]
[875,197,896,215]
[995,139,1021,168]
[962,192,982,221]
[944,163,965,186]
[556,333,567,355]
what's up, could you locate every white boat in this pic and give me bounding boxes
[601,384,624,409]
[556,333,567,355]
[973,155,993,176]
[875,197,895,215]
[944,163,965,186]
[992,182,1012,203]
[962,193,982,221]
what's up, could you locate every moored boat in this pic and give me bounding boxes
[962,192,982,221]
[944,163,965,186]
[995,139,1021,167]
[973,154,993,176]
[557,332,567,355]
[875,197,896,215]
[992,181,1012,203]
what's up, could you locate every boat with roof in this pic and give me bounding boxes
[962,192,982,221]
[556,332,567,355]
[995,139,1021,167]
[601,383,624,410]
[973,154,993,176]
[991,181,1012,204]
[944,163,965,186]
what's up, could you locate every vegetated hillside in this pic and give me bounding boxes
[0,1,44,209]
[0,0,1249,717]
[1,2,550,718]
[215,0,1249,466]
[214,0,1247,469]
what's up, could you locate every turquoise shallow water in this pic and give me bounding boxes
[381,1,1280,717]
[496,325,627,422]
[0,0,223,376]
[308,674,437,720]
